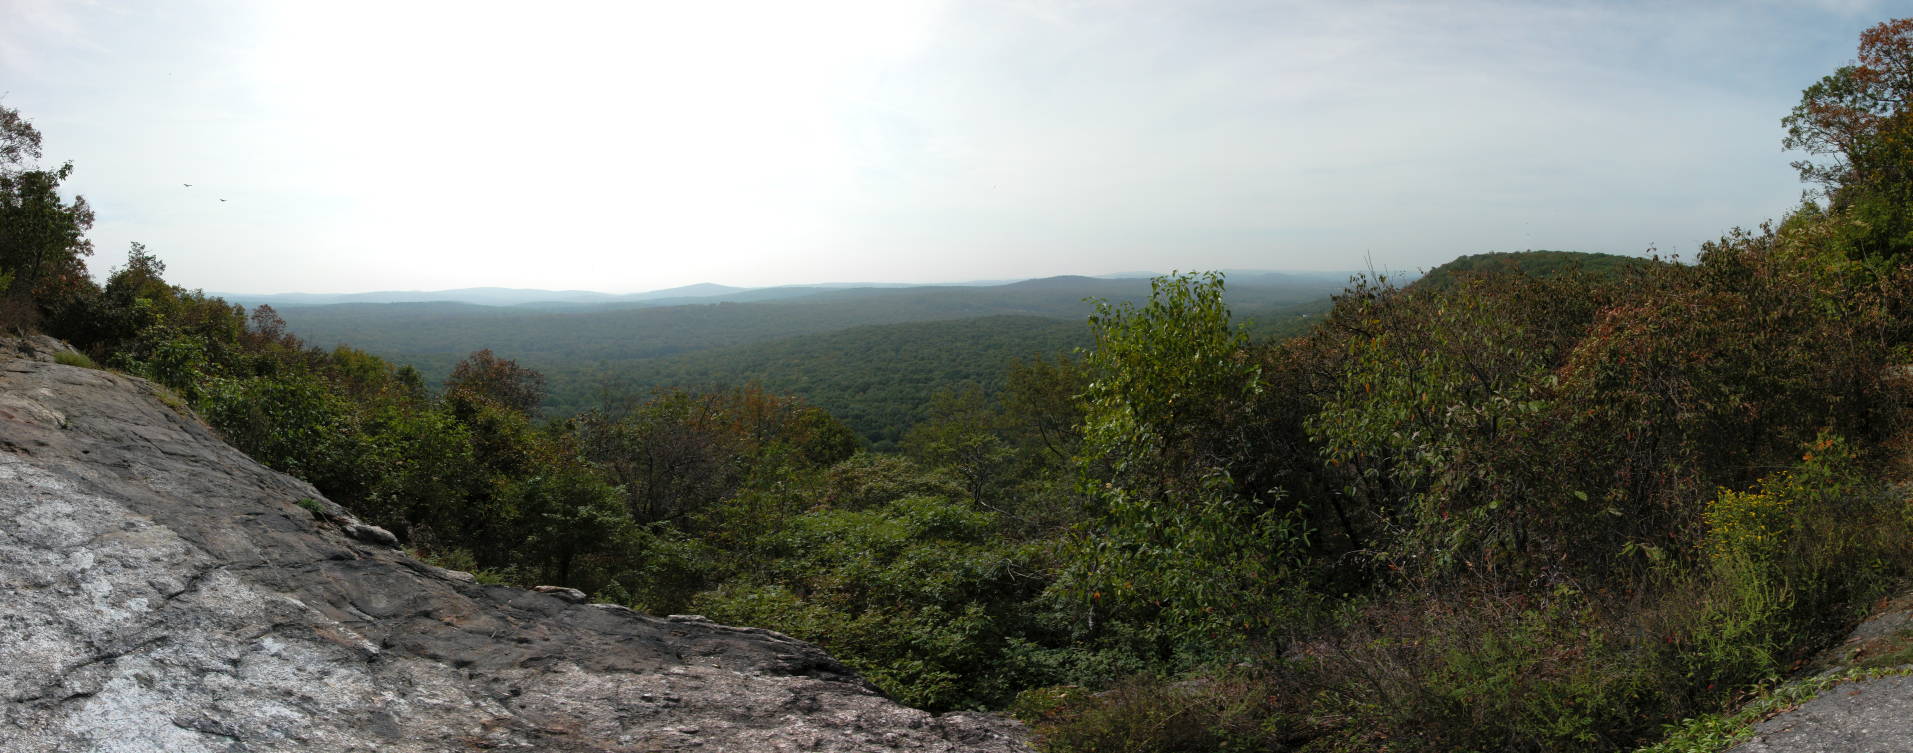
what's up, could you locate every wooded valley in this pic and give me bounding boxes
[4,17,1913,752]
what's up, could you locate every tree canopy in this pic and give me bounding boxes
[0,104,94,324]
[1784,17,1913,258]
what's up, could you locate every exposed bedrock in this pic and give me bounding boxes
[0,343,1030,752]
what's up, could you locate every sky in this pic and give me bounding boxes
[0,0,1897,294]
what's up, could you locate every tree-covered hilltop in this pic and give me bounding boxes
[2,16,1911,752]
[1413,249,1658,290]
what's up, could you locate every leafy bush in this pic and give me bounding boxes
[1018,671,1307,753]
[1308,267,1615,577]
[1233,435,1908,753]
[1036,220,1911,750]
[694,487,1058,711]
[1065,272,1314,663]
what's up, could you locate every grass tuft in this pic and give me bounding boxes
[53,350,98,369]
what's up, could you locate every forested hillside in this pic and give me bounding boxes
[548,315,1090,448]
[3,17,1912,753]
[264,273,1343,445]
[545,301,1342,448]
[265,273,1340,374]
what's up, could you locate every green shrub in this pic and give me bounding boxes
[696,487,1063,710]
[1267,435,1911,753]
[52,349,97,369]
[1067,272,1314,662]
[410,547,523,586]
[200,373,370,501]
[1020,671,1307,753]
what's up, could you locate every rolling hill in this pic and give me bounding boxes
[1411,250,1656,290]
[265,273,1345,445]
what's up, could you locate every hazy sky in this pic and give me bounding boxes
[0,0,1895,293]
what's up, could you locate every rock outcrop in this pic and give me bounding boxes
[1727,593,1913,752]
[0,342,1031,752]
[1730,675,1913,752]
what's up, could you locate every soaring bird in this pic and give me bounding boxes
[183,183,192,187]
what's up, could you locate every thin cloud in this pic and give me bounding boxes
[1,0,1895,291]
[0,0,107,73]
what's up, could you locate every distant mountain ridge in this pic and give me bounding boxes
[269,274,1345,367]
[234,259,1565,448]
[217,271,1355,310]
[214,284,746,308]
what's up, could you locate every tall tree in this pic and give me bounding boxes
[1783,17,1913,258]
[0,105,44,177]
[1065,272,1308,654]
[444,348,548,414]
[0,104,95,311]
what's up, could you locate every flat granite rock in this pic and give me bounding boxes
[1732,675,1913,753]
[0,349,1032,752]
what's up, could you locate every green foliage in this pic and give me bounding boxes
[690,456,1075,711]
[1081,272,1261,469]
[1236,296,1337,343]
[817,452,968,510]
[445,347,547,414]
[263,278,1338,448]
[13,72,1913,753]
[1782,18,1913,259]
[353,402,479,536]
[504,463,642,589]
[897,358,1094,537]
[1295,588,1671,752]
[1698,432,1905,639]
[1309,268,1605,575]
[1035,208,1912,750]
[1555,224,1901,548]
[52,349,97,369]
[1268,433,1910,753]
[1002,354,1088,463]
[581,315,1093,449]
[201,372,365,490]
[1067,272,1312,660]
[0,104,94,327]
[903,384,1017,507]
[574,384,859,525]
[1702,488,1792,570]
[1017,671,1305,753]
